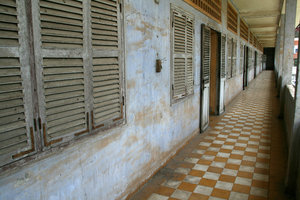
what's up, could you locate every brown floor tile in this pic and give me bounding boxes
[241,160,256,167]
[205,151,218,156]
[189,169,205,177]
[156,186,175,196]
[199,178,217,187]
[219,174,236,183]
[178,182,197,192]
[225,163,240,170]
[214,157,228,162]
[211,188,231,199]
[220,148,232,153]
[237,171,253,179]
[254,168,269,175]
[188,193,209,200]
[245,152,257,157]
[197,160,212,165]
[207,166,223,174]
[230,154,243,160]
[248,195,268,200]
[252,180,268,189]
[234,146,246,151]
[232,184,251,194]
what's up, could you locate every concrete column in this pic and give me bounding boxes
[285,28,300,196]
[279,0,297,115]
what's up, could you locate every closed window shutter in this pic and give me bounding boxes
[240,43,243,74]
[91,0,123,129]
[186,18,193,95]
[201,25,210,84]
[0,0,36,165]
[227,38,232,79]
[172,8,194,100]
[220,35,226,78]
[232,40,236,77]
[35,0,89,147]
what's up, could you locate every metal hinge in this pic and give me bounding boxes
[122,96,125,105]
[119,2,122,13]
[172,21,174,28]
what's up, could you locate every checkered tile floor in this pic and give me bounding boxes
[129,72,276,200]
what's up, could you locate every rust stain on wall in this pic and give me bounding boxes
[127,80,136,89]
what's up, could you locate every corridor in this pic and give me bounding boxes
[129,71,289,200]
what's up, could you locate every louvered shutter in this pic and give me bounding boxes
[227,38,232,79]
[91,0,124,129]
[0,0,36,165]
[248,49,252,69]
[172,8,194,101]
[232,40,237,77]
[220,35,226,78]
[201,25,210,85]
[240,43,243,74]
[186,18,194,95]
[33,0,89,148]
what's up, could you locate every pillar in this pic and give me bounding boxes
[279,0,297,115]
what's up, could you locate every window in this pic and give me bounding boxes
[227,2,238,34]
[227,38,237,79]
[171,6,194,102]
[0,0,124,166]
[240,19,248,41]
[184,0,221,23]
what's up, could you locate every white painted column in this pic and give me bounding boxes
[279,0,297,115]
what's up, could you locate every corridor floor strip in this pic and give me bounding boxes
[129,72,277,200]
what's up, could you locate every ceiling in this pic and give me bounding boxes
[232,0,300,48]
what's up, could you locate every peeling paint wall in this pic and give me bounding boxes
[0,1,263,200]
[225,74,243,106]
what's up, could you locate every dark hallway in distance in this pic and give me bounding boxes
[264,48,275,70]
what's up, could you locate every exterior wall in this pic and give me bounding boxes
[0,0,264,199]
[224,74,243,106]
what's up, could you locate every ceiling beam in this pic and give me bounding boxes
[249,23,278,28]
[240,10,280,18]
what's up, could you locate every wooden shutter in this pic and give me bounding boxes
[232,40,237,77]
[220,35,226,78]
[240,43,243,74]
[186,18,194,95]
[227,38,232,79]
[201,25,210,85]
[34,0,89,148]
[91,0,124,129]
[172,8,194,100]
[0,0,36,165]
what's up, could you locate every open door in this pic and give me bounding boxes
[218,34,226,114]
[200,25,211,132]
[243,46,248,90]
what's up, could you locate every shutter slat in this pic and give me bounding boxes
[0,2,18,47]
[92,56,122,126]
[40,0,83,48]
[202,26,210,84]
[43,58,86,139]
[91,0,118,49]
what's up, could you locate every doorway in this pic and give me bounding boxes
[200,25,225,132]
[243,46,249,90]
[209,30,220,115]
